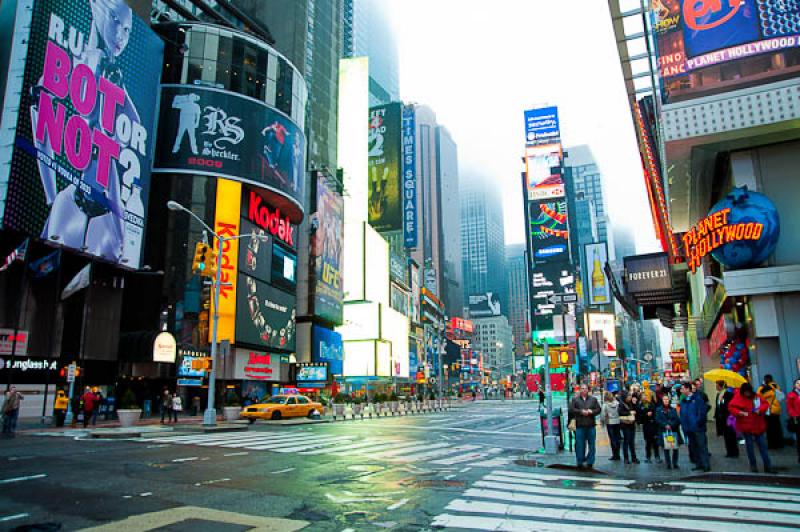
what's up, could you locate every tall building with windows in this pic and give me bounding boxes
[564,145,611,251]
[342,0,400,105]
[505,243,530,360]
[460,174,506,312]
[472,316,514,379]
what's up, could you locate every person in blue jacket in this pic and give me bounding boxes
[679,382,711,472]
[655,393,683,469]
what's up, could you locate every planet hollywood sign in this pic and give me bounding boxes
[683,208,764,273]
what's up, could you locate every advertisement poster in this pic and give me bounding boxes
[296,364,327,382]
[155,85,305,218]
[524,106,561,146]
[585,242,611,306]
[311,174,343,324]
[234,347,282,381]
[242,186,297,250]
[4,0,164,269]
[367,102,402,232]
[236,274,296,351]
[408,339,419,378]
[210,179,241,343]
[530,264,575,332]
[588,313,617,357]
[468,292,501,318]
[311,324,343,375]
[237,217,271,283]
[401,104,417,247]
[529,199,570,264]
[525,144,564,200]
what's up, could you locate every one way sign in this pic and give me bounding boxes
[548,293,578,305]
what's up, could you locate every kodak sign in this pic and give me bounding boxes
[247,191,295,248]
[211,179,242,342]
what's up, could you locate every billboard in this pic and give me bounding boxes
[401,104,418,247]
[524,106,561,147]
[528,199,570,264]
[155,85,305,221]
[211,179,241,342]
[653,0,800,102]
[624,252,672,294]
[311,325,343,375]
[236,275,296,351]
[3,0,164,269]
[585,242,611,306]
[588,313,617,357]
[468,292,501,318]
[310,174,344,324]
[530,263,576,332]
[234,348,282,381]
[524,144,565,200]
[241,185,297,250]
[238,218,271,283]
[367,102,402,232]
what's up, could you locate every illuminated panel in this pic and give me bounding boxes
[381,304,410,377]
[343,221,365,301]
[343,340,376,377]
[376,339,392,377]
[364,224,390,306]
[337,301,380,341]
[587,313,617,357]
[338,57,369,224]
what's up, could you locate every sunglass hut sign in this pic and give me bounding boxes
[246,191,295,248]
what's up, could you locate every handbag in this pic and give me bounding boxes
[662,429,678,450]
[568,419,576,432]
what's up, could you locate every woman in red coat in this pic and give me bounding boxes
[786,378,800,463]
[728,383,776,473]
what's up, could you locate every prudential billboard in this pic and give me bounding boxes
[3,0,164,269]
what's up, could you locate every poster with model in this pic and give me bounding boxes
[236,274,296,352]
[367,102,402,232]
[310,174,343,324]
[3,0,163,269]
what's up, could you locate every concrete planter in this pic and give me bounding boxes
[333,404,346,420]
[352,404,363,419]
[223,406,241,421]
[390,401,399,415]
[117,409,140,428]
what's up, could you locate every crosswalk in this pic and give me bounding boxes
[140,430,512,467]
[431,469,800,531]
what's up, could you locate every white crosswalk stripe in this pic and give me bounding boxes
[135,430,505,466]
[432,469,800,531]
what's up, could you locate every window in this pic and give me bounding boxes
[297,397,309,404]
[287,397,297,405]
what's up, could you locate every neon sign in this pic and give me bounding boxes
[683,0,742,31]
[683,208,763,272]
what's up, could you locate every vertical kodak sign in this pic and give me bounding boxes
[210,179,242,342]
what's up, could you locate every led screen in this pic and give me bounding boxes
[296,364,328,382]
[367,102,402,232]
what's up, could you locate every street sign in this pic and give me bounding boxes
[643,351,654,363]
[548,293,578,305]
[67,363,76,383]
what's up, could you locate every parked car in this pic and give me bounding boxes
[240,395,323,422]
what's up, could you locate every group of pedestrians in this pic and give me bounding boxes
[1,386,24,436]
[571,375,800,473]
[160,388,183,423]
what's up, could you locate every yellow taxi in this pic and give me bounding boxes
[240,395,323,422]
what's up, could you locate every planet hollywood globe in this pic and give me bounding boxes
[709,186,780,270]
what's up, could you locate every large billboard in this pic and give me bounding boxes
[2,0,164,269]
[525,144,564,200]
[236,275,296,352]
[311,325,343,375]
[585,242,611,306]
[530,263,576,332]
[211,179,241,342]
[528,199,570,264]
[367,102,402,232]
[310,174,344,324]
[155,85,305,221]
[401,104,417,248]
[524,106,561,147]
[588,313,617,357]
[653,0,800,102]
[468,292,502,318]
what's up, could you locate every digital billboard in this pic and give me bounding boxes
[468,292,502,318]
[296,363,328,382]
[368,102,402,232]
[236,275,296,351]
[530,263,576,332]
[524,106,561,146]
[585,242,611,306]
[238,218,271,283]
[588,313,617,357]
[528,199,570,264]
[401,104,418,247]
[525,144,565,200]
[311,325,343,375]
[3,0,164,269]
[653,0,800,102]
[310,174,343,324]
[155,85,305,221]
[234,348,282,381]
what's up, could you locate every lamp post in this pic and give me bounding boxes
[167,200,265,426]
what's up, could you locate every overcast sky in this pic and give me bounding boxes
[385,0,660,253]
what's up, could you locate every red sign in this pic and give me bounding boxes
[683,0,742,31]
[683,208,764,272]
[551,373,566,392]
[450,317,474,334]
[246,190,296,247]
[526,374,538,392]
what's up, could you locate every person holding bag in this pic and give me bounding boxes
[729,382,777,474]
[601,391,622,461]
[785,378,800,463]
[635,394,660,463]
[619,392,640,464]
[758,375,785,449]
[171,392,183,423]
[655,393,683,469]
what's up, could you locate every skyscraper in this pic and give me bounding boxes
[461,174,506,313]
[564,145,611,251]
[437,127,463,318]
[506,243,530,359]
[342,0,400,106]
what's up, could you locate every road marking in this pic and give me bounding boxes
[146,444,169,448]
[387,498,409,510]
[171,457,200,462]
[223,451,249,457]
[248,435,353,451]
[432,513,629,532]
[194,478,230,486]
[371,442,451,459]
[0,474,47,484]
[337,440,425,456]
[301,438,401,455]
[0,513,29,522]
[271,468,296,474]
[140,492,152,497]
[459,467,472,473]
[393,445,481,462]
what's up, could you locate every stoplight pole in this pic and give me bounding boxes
[204,235,223,426]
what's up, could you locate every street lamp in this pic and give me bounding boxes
[167,200,266,426]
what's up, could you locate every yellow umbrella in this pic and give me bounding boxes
[703,368,747,388]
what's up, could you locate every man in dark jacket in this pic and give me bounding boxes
[569,383,602,469]
[680,382,711,472]
[714,380,738,457]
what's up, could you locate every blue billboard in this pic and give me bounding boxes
[524,106,561,147]
[311,325,343,375]
[409,342,419,378]
[401,104,418,248]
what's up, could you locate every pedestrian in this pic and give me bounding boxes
[619,392,640,464]
[601,391,622,461]
[714,380,739,458]
[53,389,69,428]
[538,389,545,406]
[81,386,96,428]
[568,383,601,470]
[1,386,24,436]
[171,392,182,423]
[786,378,800,463]
[680,382,711,472]
[655,393,683,469]
[160,388,172,423]
[471,389,477,401]
[192,395,201,416]
[91,387,102,426]
[758,375,785,449]
[694,378,711,407]
[635,393,660,463]
[729,382,777,473]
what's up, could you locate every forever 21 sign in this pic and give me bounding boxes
[244,188,296,249]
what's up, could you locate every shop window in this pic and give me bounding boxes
[188,29,205,58]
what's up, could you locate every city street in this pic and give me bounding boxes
[2,400,800,531]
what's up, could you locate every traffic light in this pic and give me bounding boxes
[192,242,209,274]
[203,246,218,278]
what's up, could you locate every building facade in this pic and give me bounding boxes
[505,243,530,361]
[472,316,514,380]
[564,145,611,250]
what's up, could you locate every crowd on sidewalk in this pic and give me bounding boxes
[569,375,800,474]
